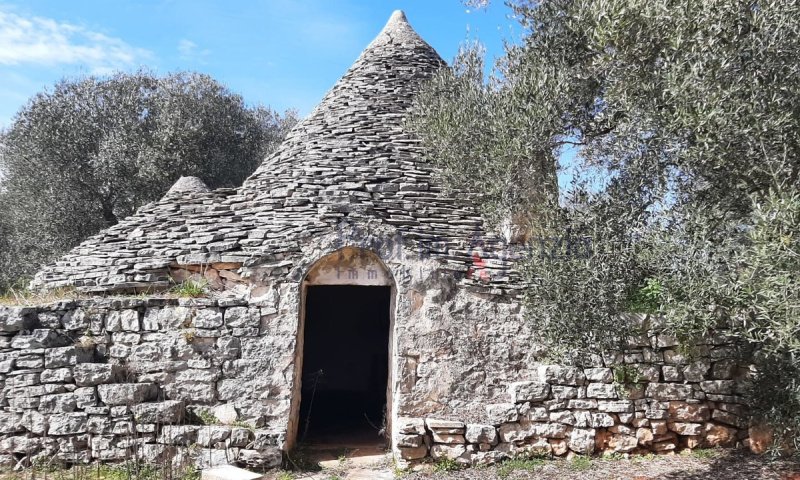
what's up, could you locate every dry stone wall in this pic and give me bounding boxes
[0,299,290,471]
[0,289,752,472]
[394,330,752,467]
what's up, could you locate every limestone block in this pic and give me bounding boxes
[159,425,200,445]
[668,401,710,422]
[397,417,426,435]
[0,412,23,434]
[430,444,467,460]
[704,422,737,447]
[74,363,118,386]
[667,422,704,436]
[398,444,428,460]
[683,361,711,382]
[38,393,77,413]
[198,426,232,447]
[550,410,576,425]
[106,310,141,332]
[425,418,465,431]
[465,424,498,445]
[0,307,36,332]
[40,367,74,383]
[551,385,579,400]
[228,428,252,447]
[237,448,281,469]
[21,410,47,435]
[509,381,549,403]
[662,366,682,382]
[397,434,423,447]
[48,413,88,435]
[609,434,638,453]
[132,400,184,423]
[431,432,465,444]
[568,428,596,454]
[584,368,613,383]
[11,329,70,349]
[194,308,224,329]
[590,413,615,428]
[586,383,617,399]
[225,307,260,328]
[644,383,693,401]
[97,383,158,406]
[636,427,654,446]
[537,365,586,386]
[699,380,736,395]
[597,400,635,413]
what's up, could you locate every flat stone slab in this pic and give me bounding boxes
[202,465,264,480]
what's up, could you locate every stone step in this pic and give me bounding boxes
[201,465,264,480]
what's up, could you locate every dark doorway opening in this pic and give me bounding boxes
[299,285,391,447]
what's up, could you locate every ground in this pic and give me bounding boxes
[1,449,798,480]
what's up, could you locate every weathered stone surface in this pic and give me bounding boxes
[48,413,88,435]
[238,448,281,469]
[486,404,518,425]
[132,401,184,423]
[586,383,617,399]
[197,426,232,447]
[0,412,23,434]
[465,424,497,445]
[705,422,737,447]
[568,428,595,454]
[668,401,710,422]
[667,422,704,436]
[97,383,158,405]
[645,383,694,401]
[159,425,200,445]
[74,363,118,386]
[537,365,586,386]
[509,381,549,402]
[106,310,141,332]
[584,368,613,383]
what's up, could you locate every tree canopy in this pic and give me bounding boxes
[0,71,297,290]
[413,0,800,452]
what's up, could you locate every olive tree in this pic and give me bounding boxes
[414,0,800,451]
[0,71,297,289]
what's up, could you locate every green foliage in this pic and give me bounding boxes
[196,409,218,425]
[569,455,592,471]
[612,365,644,398]
[276,472,295,480]
[497,457,544,478]
[170,279,207,298]
[0,70,297,291]
[433,457,460,473]
[413,0,800,450]
[626,278,663,314]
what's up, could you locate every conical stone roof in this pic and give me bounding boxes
[32,11,519,293]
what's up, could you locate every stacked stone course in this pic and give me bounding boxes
[0,300,287,470]
[395,337,750,466]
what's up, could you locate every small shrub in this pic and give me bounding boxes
[612,365,643,398]
[433,457,460,472]
[170,279,207,298]
[196,409,218,425]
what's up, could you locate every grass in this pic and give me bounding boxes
[0,286,84,306]
[0,461,199,480]
[196,409,219,425]
[169,280,207,298]
[687,448,720,459]
[569,455,593,471]
[497,457,545,478]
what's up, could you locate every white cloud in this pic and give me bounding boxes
[177,38,210,62]
[0,8,151,72]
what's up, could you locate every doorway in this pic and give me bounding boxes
[298,285,391,447]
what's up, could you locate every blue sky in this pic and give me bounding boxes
[0,1,522,129]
